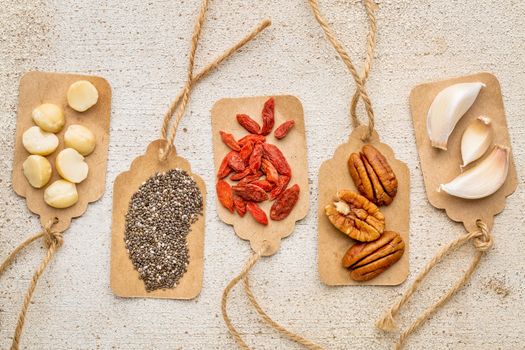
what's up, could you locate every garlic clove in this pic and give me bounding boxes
[22,126,59,156]
[460,116,493,168]
[427,82,485,150]
[64,124,96,156]
[439,145,509,199]
[56,148,89,183]
[22,155,52,188]
[67,80,99,112]
[32,103,65,133]
[44,179,78,208]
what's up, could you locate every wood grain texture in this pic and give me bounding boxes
[0,1,524,349]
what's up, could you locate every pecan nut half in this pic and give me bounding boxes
[325,190,385,242]
[342,231,405,281]
[348,144,398,206]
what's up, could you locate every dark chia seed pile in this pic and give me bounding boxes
[124,169,203,292]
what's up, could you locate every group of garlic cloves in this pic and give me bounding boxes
[427,82,509,199]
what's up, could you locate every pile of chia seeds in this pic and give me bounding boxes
[124,169,203,292]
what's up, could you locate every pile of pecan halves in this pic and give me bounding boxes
[325,145,406,281]
[216,97,299,225]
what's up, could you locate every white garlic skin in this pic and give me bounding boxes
[22,155,52,188]
[44,179,79,208]
[67,80,99,112]
[56,148,89,183]
[460,116,493,169]
[64,124,96,156]
[22,126,59,156]
[427,82,485,150]
[439,145,509,199]
[32,103,65,133]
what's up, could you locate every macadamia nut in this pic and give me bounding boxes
[64,124,96,156]
[44,179,78,208]
[67,80,98,112]
[56,148,89,183]
[22,155,52,188]
[32,103,65,133]
[22,126,59,156]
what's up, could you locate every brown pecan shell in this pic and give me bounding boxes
[324,190,385,242]
[342,231,405,281]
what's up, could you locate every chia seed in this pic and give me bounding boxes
[124,169,203,292]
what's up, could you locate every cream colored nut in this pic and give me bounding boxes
[64,124,96,156]
[67,80,98,112]
[22,126,59,155]
[22,155,52,188]
[56,148,89,183]
[32,103,65,133]
[44,179,78,208]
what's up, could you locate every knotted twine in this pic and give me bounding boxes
[308,1,495,349]
[0,1,270,348]
[376,220,493,349]
[157,0,271,161]
[0,217,62,350]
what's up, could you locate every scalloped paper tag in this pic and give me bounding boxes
[211,95,310,257]
[12,71,112,233]
[318,126,410,286]
[410,72,518,232]
[110,140,207,299]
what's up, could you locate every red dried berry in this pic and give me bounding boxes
[228,152,245,172]
[238,134,266,146]
[232,184,269,202]
[260,97,275,136]
[249,144,264,174]
[251,179,274,192]
[220,131,241,151]
[237,114,261,134]
[216,180,234,213]
[270,175,290,200]
[246,202,268,225]
[239,141,254,164]
[217,155,232,179]
[233,195,247,217]
[262,143,291,176]
[270,184,300,221]
[261,158,279,184]
[274,120,295,140]
[230,168,251,181]
[238,172,263,186]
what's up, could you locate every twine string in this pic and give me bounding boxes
[159,0,271,160]
[309,0,378,140]
[376,220,492,349]
[221,242,324,349]
[0,217,63,350]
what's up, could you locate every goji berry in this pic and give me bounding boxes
[262,143,291,176]
[230,168,251,181]
[238,172,263,186]
[270,184,300,221]
[251,179,274,192]
[233,195,247,217]
[239,141,254,164]
[238,134,266,146]
[249,144,264,174]
[261,158,279,184]
[216,180,234,213]
[232,184,269,202]
[260,97,275,136]
[217,155,232,179]
[228,152,245,172]
[246,202,268,225]
[237,114,261,134]
[274,120,295,139]
[270,175,290,200]
[220,131,241,151]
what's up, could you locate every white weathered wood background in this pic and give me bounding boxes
[1,0,523,349]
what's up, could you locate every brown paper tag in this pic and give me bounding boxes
[410,72,518,232]
[211,95,310,257]
[12,71,112,233]
[110,140,206,299]
[318,126,410,286]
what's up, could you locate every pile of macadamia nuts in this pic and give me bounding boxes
[22,80,98,209]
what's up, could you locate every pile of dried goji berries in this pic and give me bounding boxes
[216,97,300,225]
